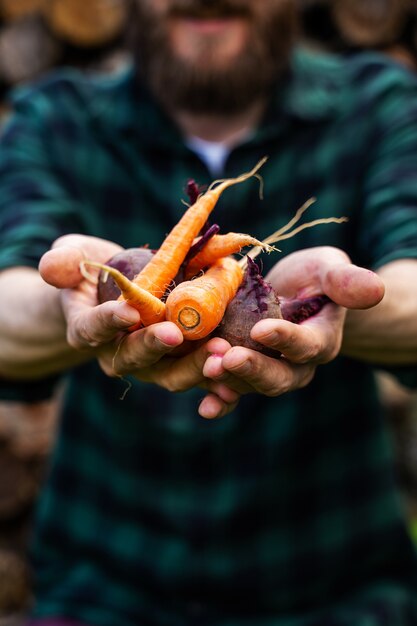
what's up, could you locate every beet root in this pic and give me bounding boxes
[280,294,331,324]
[216,258,282,357]
[97,247,154,303]
[215,259,332,356]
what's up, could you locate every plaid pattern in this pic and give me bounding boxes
[1,47,417,625]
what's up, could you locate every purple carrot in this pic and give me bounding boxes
[185,179,204,206]
[185,178,212,235]
[183,223,220,266]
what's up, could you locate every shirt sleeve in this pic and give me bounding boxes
[357,70,417,386]
[0,81,90,271]
[0,80,90,399]
[357,69,417,270]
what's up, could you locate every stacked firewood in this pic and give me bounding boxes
[0,0,131,95]
[298,0,417,68]
[0,392,63,623]
[0,5,130,618]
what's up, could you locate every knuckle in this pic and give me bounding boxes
[260,360,296,397]
[163,365,197,393]
[66,314,101,350]
[263,382,282,397]
[252,360,283,397]
[98,357,118,378]
[279,331,298,351]
[161,375,186,393]
[66,327,88,351]
[316,336,342,364]
[298,339,322,363]
[298,366,316,388]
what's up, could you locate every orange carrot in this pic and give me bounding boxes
[165,200,348,340]
[165,256,244,340]
[132,157,268,298]
[185,232,267,278]
[80,261,166,326]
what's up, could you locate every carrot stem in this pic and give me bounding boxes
[185,232,273,278]
[241,199,348,267]
[132,156,268,297]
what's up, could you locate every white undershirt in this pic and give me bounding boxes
[186,135,231,177]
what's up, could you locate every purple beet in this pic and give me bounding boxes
[216,258,282,356]
[280,294,331,324]
[97,247,154,303]
[216,258,332,356]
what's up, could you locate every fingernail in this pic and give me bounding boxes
[198,398,217,419]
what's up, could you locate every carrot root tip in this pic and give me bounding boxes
[79,259,100,284]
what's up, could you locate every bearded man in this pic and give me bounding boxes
[0,1,417,624]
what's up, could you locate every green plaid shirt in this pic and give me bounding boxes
[1,47,417,625]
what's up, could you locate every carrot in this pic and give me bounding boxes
[165,256,244,340]
[80,260,166,326]
[165,200,348,341]
[131,156,268,298]
[185,232,267,278]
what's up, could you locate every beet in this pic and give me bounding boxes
[96,247,332,356]
[97,247,154,303]
[216,258,282,356]
[280,294,331,324]
[216,258,332,356]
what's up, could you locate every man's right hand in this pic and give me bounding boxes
[39,234,240,417]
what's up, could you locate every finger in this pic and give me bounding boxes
[204,382,241,404]
[202,353,257,394]
[113,322,184,375]
[251,310,344,364]
[66,300,141,350]
[266,246,351,297]
[156,337,232,392]
[39,235,122,288]
[323,263,385,310]
[202,353,227,379]
[221,346,315,396]
[198,392,239,420]
[39,246,87,288]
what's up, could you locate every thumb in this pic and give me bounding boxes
[39,246,86,289]
[38,234,122,289]
[323,263,385,310]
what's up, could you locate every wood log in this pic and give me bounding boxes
[0,447,42,520]
[0,394,61,459]
[0,15,62,85]
[0,0,46,22]
[44,0,129,48]
[0,550,30,612]
[332,0,409,47]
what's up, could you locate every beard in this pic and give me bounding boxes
[131,0,297,115]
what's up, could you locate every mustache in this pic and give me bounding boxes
[168,0,251,18]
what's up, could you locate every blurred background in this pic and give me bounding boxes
[0,0,417,623]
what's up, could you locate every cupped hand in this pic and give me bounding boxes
[201,246,385,411]
[39,234,240,416]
